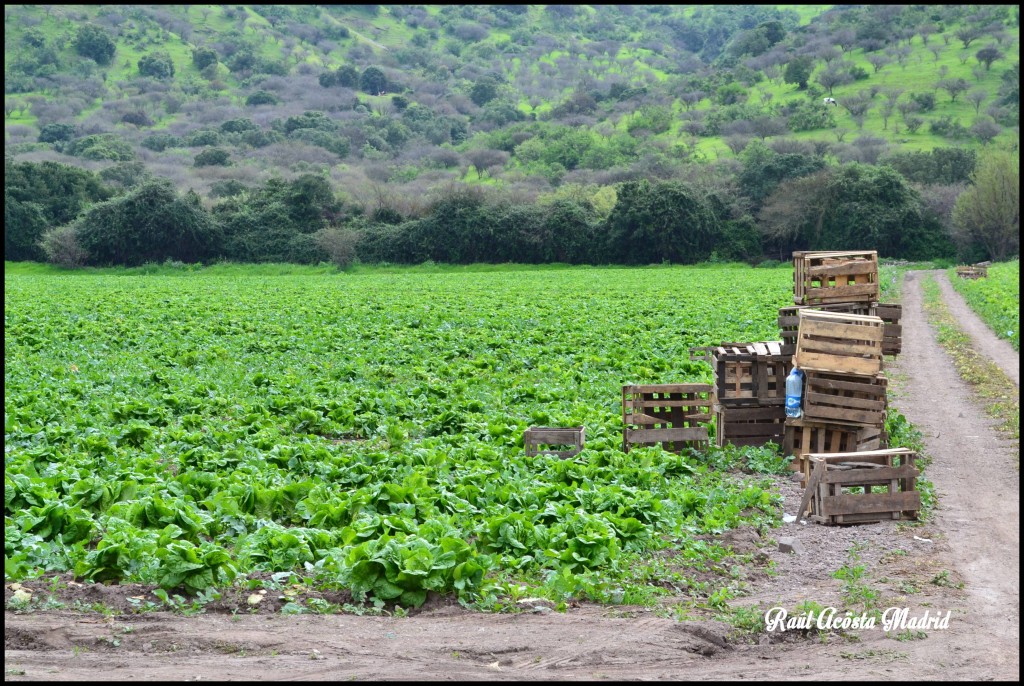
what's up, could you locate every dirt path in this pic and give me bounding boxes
[934,270,1019,385]
[883,270,1019,674]
[4,270,1020,681]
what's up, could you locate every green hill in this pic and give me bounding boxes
[3,5,1019,265]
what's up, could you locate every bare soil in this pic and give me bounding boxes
[5,270,1019,681]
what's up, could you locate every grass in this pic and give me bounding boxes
[921,273,1020,458]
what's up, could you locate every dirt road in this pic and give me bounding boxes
[5,270,1020,681]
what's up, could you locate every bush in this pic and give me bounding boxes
[141,133,184,152]
[246,90,281,106]
[65,134,135,161]
[38,122,76,144]
[314,227,360,268]
[39,225,88,268]
[138,52,175,80]
[73,24,115,66]
[194,148,231,167]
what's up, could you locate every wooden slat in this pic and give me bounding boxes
[822,491,920,516]
[623,384,712,395]
[808,261,878,277]
[794,352,881,376]
[823,465,919,485]
[625,427,708,444]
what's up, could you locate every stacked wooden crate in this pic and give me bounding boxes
[711,341,791,448]
[784,251,897,479]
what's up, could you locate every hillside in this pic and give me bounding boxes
[3,4,1020,265]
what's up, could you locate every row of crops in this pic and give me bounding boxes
[7,265,809,608]
[949,260,1020,352]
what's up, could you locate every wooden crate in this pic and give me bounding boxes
[793,251,879,305]
[794,309,884,377]
[712,341,792,407]
[622,384,711,453]
[778,303,872,349]
[956,265,987,279]
[784,418,889,477]
[799,449,920,525]
[871,302,902,356]
[524,426,585,459]
[802,370,887,427]
[714,404,786,448]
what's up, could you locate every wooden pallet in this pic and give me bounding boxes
[622,384,711,453]
[794,309,884,377]
[714,404,787,448]
[712,341,792,407]
[871,302,903,356]
[798,449,920,524]
[956,264,987,279]
[778,303,873,350]
[793,251,879,305]
[524,426,585,459]
[802,370,887,427]
[784,418,889,477]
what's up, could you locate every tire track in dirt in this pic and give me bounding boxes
[886,270,1019,679]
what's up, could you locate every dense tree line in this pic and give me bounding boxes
[8,149,1018,269]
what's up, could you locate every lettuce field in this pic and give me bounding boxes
[6,265,804,610]
[950,260,1020,352]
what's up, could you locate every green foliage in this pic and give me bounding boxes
[246,90,281,106]
[194,148,231,167]
[604,179,719,264]
[952,149,1020,261]
[4,160,112,261]
[360,66,389,94]
[950,259,1020,350]
[5,263,792,604]
[784,56,815,90]
[38,123,77,145]
[138,52,175,80]
[73,180,221,266]
[883,148,977,185]
[64,135,135,162]
[141,133,185,152]
[73,24,116,66]
[192,46,218,71]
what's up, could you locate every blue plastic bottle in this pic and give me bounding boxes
[785,367,804,418]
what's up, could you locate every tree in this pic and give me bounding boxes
[38,122,76,145]
[784,56,815,90]
[138,52,175,79]
[955,25,982,49]
[336,64,360,88]
[73,24,115,66]
[966,88,988,114]
[975,45,1005,71]
[191,46,218,71]
[194,148,231,167]
[470,78,499,107]
[866,54,891,73]
[817,65,853,97]
[603,179,719,264]
[73,180,221,266]
[938,78,970,103]
[970,117,1002,144]
[952,149,1019,260]
[360,66,388,94]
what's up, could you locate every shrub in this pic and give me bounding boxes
[39,225,88,268]
[38,122,76,144]
[141,133,184,152]
[314,227,360,268]
[138,52,175,80]
[194,148,231,167]
[73,24,115,66]
[246,90,281,106]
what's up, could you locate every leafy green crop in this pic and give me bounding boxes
[5,265,792,606]
[949,259,1020,351]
